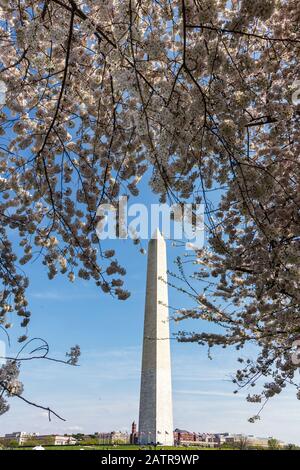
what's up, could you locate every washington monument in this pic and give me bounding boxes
[138,229,174,446]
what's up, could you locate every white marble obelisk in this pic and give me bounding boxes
[138,229,174,446]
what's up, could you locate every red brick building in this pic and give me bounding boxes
[173,429,198,445]
[130,421,138,444]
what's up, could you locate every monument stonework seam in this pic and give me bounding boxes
[138,229,174,446]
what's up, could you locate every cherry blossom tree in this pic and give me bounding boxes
[0,0,300,416]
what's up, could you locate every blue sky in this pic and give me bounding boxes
[1,181,300,444]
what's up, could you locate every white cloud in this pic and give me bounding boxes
[29,291,100,301]
[66,425,84,432]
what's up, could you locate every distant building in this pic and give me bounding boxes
[50,436,77,446]
[246,435,284,449]
[199,433,219,446]
[215,433,285,448]
[4,432,38,445]
[3,432,76,446]
[111,431,129,444]
[130,422,138,444]
[214,432,232,445]
[1,429,286,449]
[173,429,218,447]
[98,431,129,445]
[97,432,112,444]
[174,429,197,445]
[173,430,286,448]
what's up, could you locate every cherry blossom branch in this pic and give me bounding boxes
[186,23,300,44]
[0,381,66,422]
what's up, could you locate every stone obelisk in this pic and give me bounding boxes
[138,229,174,446]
